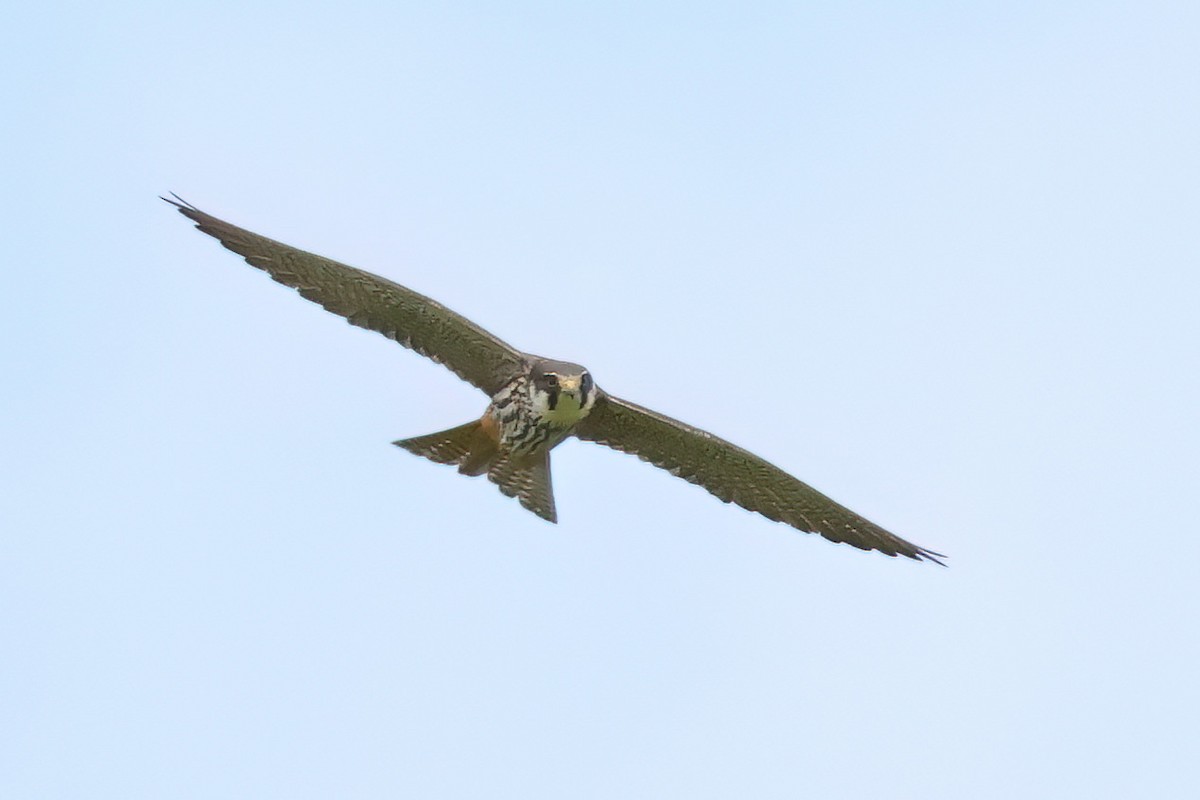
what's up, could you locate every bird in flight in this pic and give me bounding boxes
[165,196,944,564]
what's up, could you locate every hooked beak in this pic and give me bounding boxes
[559,375,582,393]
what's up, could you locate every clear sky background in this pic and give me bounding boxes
[3,2,1198,798]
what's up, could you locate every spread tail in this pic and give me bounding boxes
[488,451,556,523]
[393,420,497,476]
[393,422,558,522]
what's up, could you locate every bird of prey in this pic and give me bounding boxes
[165,196,944,564]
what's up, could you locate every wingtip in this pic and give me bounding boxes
[160,192,196,211]
[915,548,948,567]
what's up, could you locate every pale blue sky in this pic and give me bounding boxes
[3,2,1198,798]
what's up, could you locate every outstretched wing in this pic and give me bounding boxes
[165,196,528,395]
[575,393,944,564]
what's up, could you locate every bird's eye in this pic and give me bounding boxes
[543,373,558,386]
[580,372,593,393]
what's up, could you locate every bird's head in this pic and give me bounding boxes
[528,359,596,423]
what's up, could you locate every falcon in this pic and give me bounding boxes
[165,196,944,564]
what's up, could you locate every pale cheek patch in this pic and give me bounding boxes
[543,393,586,424]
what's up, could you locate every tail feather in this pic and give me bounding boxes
[457,441,496,477]
[394,421,557,522]
[488,452,557,523]
[393,421,484,466]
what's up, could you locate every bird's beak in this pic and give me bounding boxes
[559,375,582,393]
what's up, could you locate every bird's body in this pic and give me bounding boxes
[394,359,596,521]
[166,196,944,564]
[489,360,596,456]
